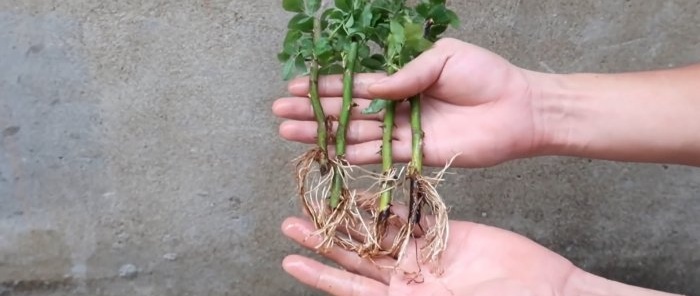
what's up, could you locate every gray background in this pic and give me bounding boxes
[0,0,698,295]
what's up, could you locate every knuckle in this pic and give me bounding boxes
[434,37,463,52]
[314,272,326,290]
[346,145,355,161]
[434,37,456,47]
[350,275,362,296]
[353,122,362,142]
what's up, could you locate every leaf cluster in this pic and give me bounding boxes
[279,0,458,81]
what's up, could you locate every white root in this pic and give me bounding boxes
[295,148,459,276]
[295,152,368,252]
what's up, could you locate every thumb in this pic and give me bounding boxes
[367,39,453,100]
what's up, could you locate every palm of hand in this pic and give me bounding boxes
[282,217,576,296]
[399,41,538,168]
[399,89,534,168]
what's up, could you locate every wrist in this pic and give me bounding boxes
[522,70,588,158]
[523,66,700,165]
[564,268,684,296]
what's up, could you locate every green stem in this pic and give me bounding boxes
[378,101,396,213]
[408,94,424,226]
[330,41,359,209]
[310,16,329,174]
[378,66,397,216]
[410,95,423,173]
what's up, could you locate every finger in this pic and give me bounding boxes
[329,140,412,165]
[288,73,388,98]
[280,120,384,145]
[282,255,388,296]
[272,97,383,121]
[282,217,394,284]
[367,38,457,100]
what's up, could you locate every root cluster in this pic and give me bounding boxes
[293,149,454,275]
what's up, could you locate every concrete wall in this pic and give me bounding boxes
[0,1,698,295]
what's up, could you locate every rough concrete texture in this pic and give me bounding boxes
[0,1,698,295]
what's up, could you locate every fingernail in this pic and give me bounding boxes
[283,221,312,236]
[282,256,313,273]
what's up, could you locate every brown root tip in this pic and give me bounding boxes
[314,151,330,176]
[319,161,330,176]
[408,177,420,225]
[378,207,391,222]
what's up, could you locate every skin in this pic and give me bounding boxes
[272,38,698,295]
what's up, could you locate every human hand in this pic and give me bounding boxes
[273,38,543,168]
[280,212,578,296]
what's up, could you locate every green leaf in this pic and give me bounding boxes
[342,41,354,55]
[299,36,314,59]
[282,57,296,80]
[405,21,434,53]
[360,56,384,71]
[318,51,338,65]
[335,0,352,12]
[362,99,387,114]
[399,49,413,65]
[288,14,314,32]
[306,0,321,14]
[283,29,302,53]
[344,15,355,29]
[295,55,308,75]
[357,44,370,59]
[349,31,366,40]
[326,9,345,24]
[387,19,406,59]
[277,52,291,63]
[429,5,451,25]
[320,8,336,28]
[314,37,332,56]
[283,0,304,13]
[389,20,405,43]
[360,4,372,27]
[424,24,447,41]
[316,37,338,63]
[404,22,424,42]
[370,54,386,63]
[406,37,433,53]
[371,23,390,45]
[416,2,430,17]
[320,64,344,75]
[371,0,392,12]
[333,35,350,52]
[429,24,447,36]
[446,9,460,28]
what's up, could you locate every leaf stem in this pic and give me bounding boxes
[330,41,359,209]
